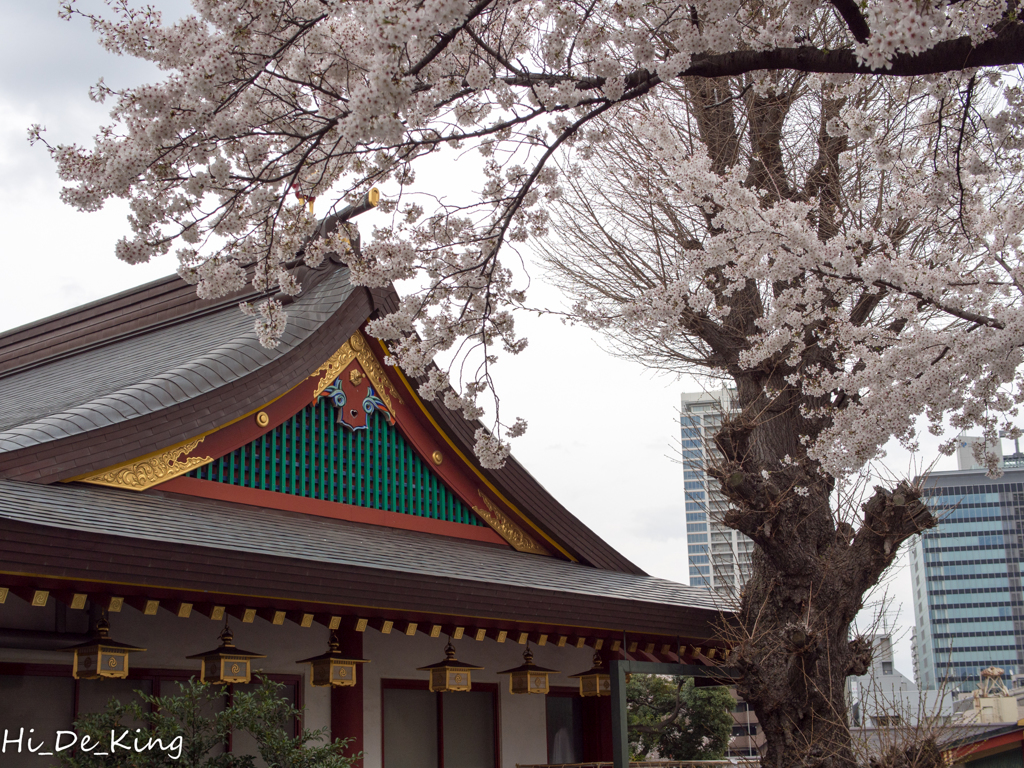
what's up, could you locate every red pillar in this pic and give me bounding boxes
[581,695,613,762]
[331,631,364,765]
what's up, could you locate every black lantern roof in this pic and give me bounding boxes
[568,651,608,679]
[187,626,266,660]
[416,641,483,672]
[498,647,558,676]
[296,633,369,665]
[62,619,145,653]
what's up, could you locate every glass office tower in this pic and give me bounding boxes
[681,388,752,596]
[910,438,1024,690]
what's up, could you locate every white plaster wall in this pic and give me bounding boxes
[362,630,596,768]
[0,595,90,634]
[0,599,332,744]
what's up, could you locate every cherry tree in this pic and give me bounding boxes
[539,65,1024,765]
[33,1,1024,763]
[35,0,1024,460]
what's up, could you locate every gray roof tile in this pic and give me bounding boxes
[0,479,720,613]
[0,270,353,453]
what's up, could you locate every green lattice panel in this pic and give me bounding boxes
[188,398,484,526]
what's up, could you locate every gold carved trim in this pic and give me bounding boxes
[312,331,404,412]
[381,339,574,562]
[78,437,213,491]
[473,492,550,556]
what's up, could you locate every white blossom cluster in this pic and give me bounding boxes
[34,0,1024,466]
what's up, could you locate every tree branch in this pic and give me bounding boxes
[407,0,495,78]
[500,22,1022,93]
[629,679,687,733]
[827,0,871,44]
[842,482,937,595]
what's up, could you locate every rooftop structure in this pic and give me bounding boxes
[848,634,953,728]
[0,253,727,768]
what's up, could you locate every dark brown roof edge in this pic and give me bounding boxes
[0,273,183,341]
[422,394,646,576]
[0,518,719,640]
[0,272,268,375]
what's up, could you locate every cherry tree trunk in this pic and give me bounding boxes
[711,384,937,768]
[737,510,861,767]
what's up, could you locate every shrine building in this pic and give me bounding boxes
[0,243,726,768]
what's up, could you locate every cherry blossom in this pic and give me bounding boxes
[32,0,1024,465]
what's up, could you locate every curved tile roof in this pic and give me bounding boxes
[0,269,353,454]
[0,266,648,577]
[0,479,721,614]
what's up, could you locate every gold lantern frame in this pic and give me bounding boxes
[296,633,369,687]
[417,641,483,692]
[498,647,558,695]
[64,619,145,680]
[187,625,265,684]
[568,651,612,697]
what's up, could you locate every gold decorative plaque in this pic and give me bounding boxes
[473,492,549,555]
[77,437,212,491]
[312,331,404,411]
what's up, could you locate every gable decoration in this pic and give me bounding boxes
[67,331,552,556]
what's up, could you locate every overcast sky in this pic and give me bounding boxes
[0,0,982,678]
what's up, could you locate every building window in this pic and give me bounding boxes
[873,715,902,726]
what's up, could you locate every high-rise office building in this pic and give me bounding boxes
[681,388,753,596]
[910,437,1024,690]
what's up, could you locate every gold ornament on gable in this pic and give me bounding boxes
[473,492,549,555]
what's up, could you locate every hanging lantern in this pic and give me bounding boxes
[296,633,369,687]
[417,641,483,692]
[187,625,265,684]
[498,647,558,695]
[65,619,145,680]
[569,651,612,697]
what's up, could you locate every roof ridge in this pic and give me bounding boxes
[0,273,181,342]
[0,289,262,382]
